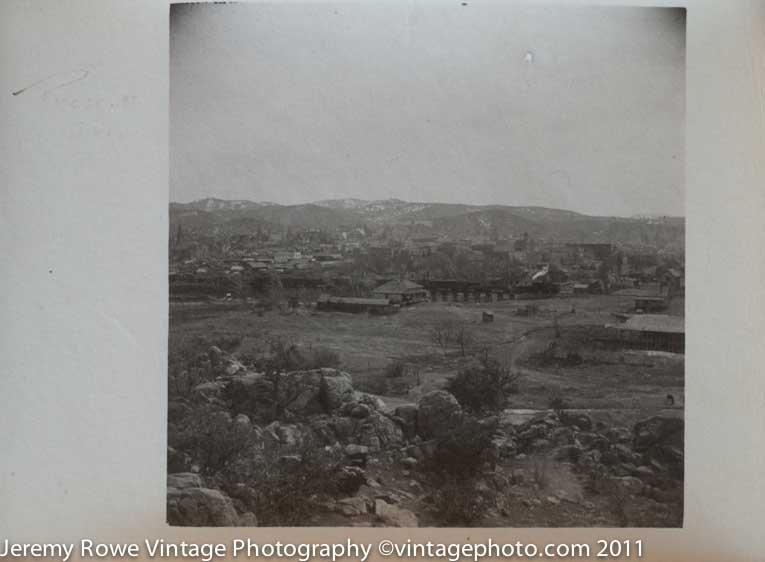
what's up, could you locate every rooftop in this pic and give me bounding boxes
[372,279,425,294]
[318,296,392,306]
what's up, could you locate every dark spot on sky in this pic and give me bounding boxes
[49,270,53,274]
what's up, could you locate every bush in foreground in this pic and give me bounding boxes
[446,358,520,414]
[419,416,499,525]
[218,436,345,526]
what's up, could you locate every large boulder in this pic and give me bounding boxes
[633,416,684,451]
[336,496,368,516]
[238,512,259,526]
[320,370,354,410]
[279,368,358,415]
[226,369,357,422]
[345,443,370,466]
[416,391,463,439]
[225,373,276,422]
[350,404,371,419]
[393,404,418,440]
[338,393,387,419]
[167,486,242,526]
[275,370,325,416]
[353,392,389,412]
[354,411,404,451]
[633,416,684,478]
[167,472,203,490]
[374,499,419,527]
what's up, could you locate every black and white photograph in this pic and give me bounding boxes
[167,3,685,527]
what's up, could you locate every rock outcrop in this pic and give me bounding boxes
[374,499,419,527]
[167,474,256,526]
[633,416,684,452]
[392,404,418,439]
[320,371,355,410]
[170,343,684,528]
[167,472,203,490]
[355,410,404,451]
[223,369,360,423]
[416,390,463,439]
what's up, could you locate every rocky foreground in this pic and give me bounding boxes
[167,347,684,527]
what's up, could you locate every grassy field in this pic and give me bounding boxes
[169,293,684,427]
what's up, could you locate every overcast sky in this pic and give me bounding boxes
[170,3,685,217]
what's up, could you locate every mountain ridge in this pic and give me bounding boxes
[172,197,685,219]
[170,197,684,248]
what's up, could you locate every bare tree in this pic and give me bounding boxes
[431,323,453,352]
[453,322,474,357]
[431,319,475,357]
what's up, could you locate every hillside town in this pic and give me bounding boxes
[170,200,683,303]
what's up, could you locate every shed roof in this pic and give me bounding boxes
[318,296,392,306]
[609,314,684,334]
[372,279,425,294]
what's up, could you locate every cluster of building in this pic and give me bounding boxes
[315,279,429,314]
[170,223,684,310]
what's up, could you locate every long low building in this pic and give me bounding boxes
[316,295,398,314]
[372,279,429,305]
[606,314,685,353]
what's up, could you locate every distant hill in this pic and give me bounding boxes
[314,198,429,223]
[171,197,277,212]
[170,197,684,248]
[313,198,376,210]
[170,205,363,235]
